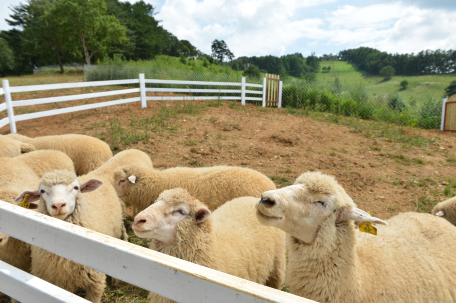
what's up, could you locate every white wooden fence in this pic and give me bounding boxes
[0,74,283,134]
[0,201,316,303]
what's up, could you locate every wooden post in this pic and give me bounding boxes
[139,73,147,108]
[441,97,448,131]
[2,80,17,134]
[241,77,246,106]
[262,77,267,107]
[278,81,283,108]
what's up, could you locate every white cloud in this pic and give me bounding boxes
[157,0,337,57]
[0,0,20,32]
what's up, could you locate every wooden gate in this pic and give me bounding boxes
[444,94,456,132]
[265,73,279,107]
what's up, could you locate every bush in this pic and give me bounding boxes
[202,58,209,68]
[445,80,456,97]
[380,65,395,81]
[179,55,187,65]
[400,80,409,90]
[242,65,261,78]
[388,95,407,112]
[417,97,442,129]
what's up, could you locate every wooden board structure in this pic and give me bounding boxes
[265,74,280,107]
[444,94,456,131]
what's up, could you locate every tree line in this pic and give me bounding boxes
[0,0,200,75]
[228,52,320,80]
[339,47,456,75]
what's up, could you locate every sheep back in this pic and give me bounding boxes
[118,165,276,215]
[14,150,75,177]
[0,135,35,157]
[10,134,113,175]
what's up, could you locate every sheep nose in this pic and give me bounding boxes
[52,203,66,212]
[134,217,147,227]
[260,197,275,207]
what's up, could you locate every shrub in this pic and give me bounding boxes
[380,66,395,81]
[242,65,261,78]
[400,80,409,90]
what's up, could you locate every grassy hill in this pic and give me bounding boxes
[318,61,456,99]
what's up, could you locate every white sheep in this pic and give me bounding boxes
[14,150,75,177]
[133,188,286,303]
[432,195,456,225]
[8,133,112,175]
[15,169,125,303]
[0,134,35,157]
[256,171,456,303]
[114,164,276,216]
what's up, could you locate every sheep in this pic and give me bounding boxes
[0,134,35,157]
[14,150,75,177]
[15,169,125,303]
[133,188,286,303]
[0,158,40,275]
[114,165,276,216]
[432,196,456,225]
[256,171,456,303]
[8,133,112,175]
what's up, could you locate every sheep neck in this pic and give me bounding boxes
[150,217,216,268]
[286,218,362,303]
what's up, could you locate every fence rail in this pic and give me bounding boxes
[0,201,316,303]
[0,74,282,134]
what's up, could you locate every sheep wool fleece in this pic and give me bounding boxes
[148,192,286,303]
[31,170,125,303]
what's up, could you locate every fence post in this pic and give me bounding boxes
[338,85,341,114]
[139,73,147,108]
[441,97,448,131]
[110,66,113,80]
[127,66,129,80]
[262,77,267,107]
[278,81,283,108]
[2,80,17,134]
[241,77,246,106]
[396,90,399,124]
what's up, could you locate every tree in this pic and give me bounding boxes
[242,65,261,78]
[445,80,456,97]
[48,0,127,65]
[306,52,320,71]
[0,39,15,75]
[380,65,395,80]
[211,39,234,63]
[400,80,409,90]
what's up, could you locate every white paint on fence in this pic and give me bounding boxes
[262,78,267,108]
[441,97,448,131]
[278,81,283,108]
[0,73,282,133]
[13,88,140,107]
[0,260,90,303]
[8,79,140,93]
[139,73,146,108]
[0,201,316,303]
[2,79,16,133]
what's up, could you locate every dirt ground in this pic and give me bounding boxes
[2,98,456,220]
[2,85,456,302]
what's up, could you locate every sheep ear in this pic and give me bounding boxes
[15,190,41,203]
[80,179,104,193]
[128,175,136,184]
[195,208,211,223]
[337,207,387,225]
[435,211,445,217]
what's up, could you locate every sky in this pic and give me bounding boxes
[1,0,456,58]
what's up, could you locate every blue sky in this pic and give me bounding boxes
[1,0,456,58]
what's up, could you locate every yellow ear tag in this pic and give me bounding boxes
[359,213,377,236]
[18,194,30,209]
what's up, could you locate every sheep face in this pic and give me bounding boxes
[133,188,210,245]
[16,177,103,220]
[113,168,137,198]
[257,171,386,243]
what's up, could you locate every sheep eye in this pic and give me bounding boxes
[120,179,126,183]
[173,209,186,216]
[317,201,327,207]
[179,210,186,215]
[74,186,79,190]
[40,189,45,194]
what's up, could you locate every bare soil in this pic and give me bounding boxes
[2,99,456,220]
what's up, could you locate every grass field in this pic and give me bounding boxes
[318,61,456,99]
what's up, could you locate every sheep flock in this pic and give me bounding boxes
[0,133,456,303]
